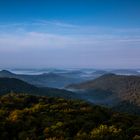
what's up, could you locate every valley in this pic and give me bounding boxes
[0,69,140,115]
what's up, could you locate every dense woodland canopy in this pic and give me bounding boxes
[0,93,140,140]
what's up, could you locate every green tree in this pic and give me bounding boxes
[90,124,125,140]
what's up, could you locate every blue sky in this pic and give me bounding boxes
[0,0,140,68]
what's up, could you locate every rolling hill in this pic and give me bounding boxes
[0,77,76,99]
[67,74,140,104]
[1,73,140,114]
[0,70,82,88]
[67,74,140,114]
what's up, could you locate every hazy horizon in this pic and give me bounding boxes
[0,0,140,68]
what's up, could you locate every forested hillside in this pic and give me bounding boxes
[67,74,140,106]
[0,77,75,99]
[0,94,140,140]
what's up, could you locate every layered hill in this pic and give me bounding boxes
[0,70,82,88]
[67,74,140,107]
[0,77,38,95]
[0,77,75,99]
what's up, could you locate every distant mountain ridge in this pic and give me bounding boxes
[110,69,140,75]
[0,70,82,88]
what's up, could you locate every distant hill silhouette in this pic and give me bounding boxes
[0,70,15,77]
[0,70,82,88]
[0,77,38,95]
[0,77,75,99]
[110,69,140,75]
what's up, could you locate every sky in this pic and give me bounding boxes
[0,0,140,69]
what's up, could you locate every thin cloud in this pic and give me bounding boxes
[0,21,140,68]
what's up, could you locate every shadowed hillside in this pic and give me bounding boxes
[67,74,140,106]
[67,74,140,114]
[0,78,76,99]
